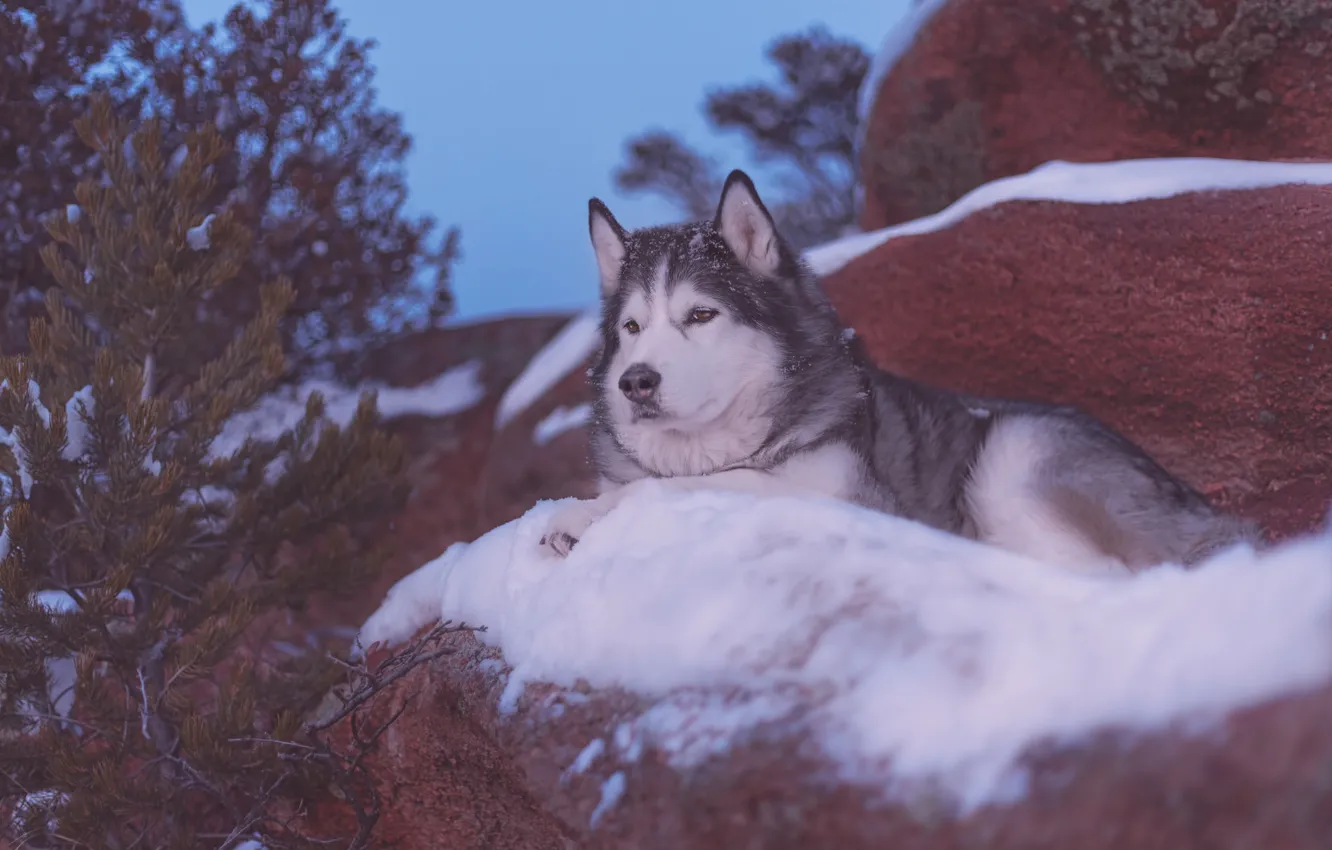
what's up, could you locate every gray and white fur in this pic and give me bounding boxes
[538,169,1257,576]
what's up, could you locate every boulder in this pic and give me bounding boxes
[344,488,1332,850]
[348,635,1332,850]
[821,179,1332,539]
[859,0,1332,229]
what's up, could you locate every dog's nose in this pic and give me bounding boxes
[618,363,661,402]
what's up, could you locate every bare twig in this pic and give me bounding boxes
[305,620,479,734]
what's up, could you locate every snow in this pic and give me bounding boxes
[62,385,94,461]
[22,589,134,721]
[533,403,591,446]
[186,214,214,250]
[168,144,189,174]
[311,239,329,257]
[210,360,485,459]
[27,379,50,427]
[359,484,1332,812]
[10,789,67,833]
[805,157,1332,278]
[0,379,48,498]
[564,737,606,780]
[0,428,31,498]
[614,721,644,763]
[64,204,81,224]
[590,771,626,827]
[494,311,600,430]
[856,0,953,153]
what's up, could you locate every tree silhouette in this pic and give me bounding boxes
[0,0,456,380]
[614,26,868,249]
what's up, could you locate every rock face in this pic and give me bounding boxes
[824,184,1332,540]
[859,0,1332,229]
[347,632,1332,850]
[478,363,595,528]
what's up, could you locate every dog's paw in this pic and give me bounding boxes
[538,501,602,559]
[539,530,579,557]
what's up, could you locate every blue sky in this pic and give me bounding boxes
[181,0,909,321]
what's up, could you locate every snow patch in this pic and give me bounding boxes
[211,360,485,459]
[614,721,644,763]
[533,403,591,446]
[186,214,214,251]
[495,311,600,430]
[856,0,953,153]
[62,385,94,461]
[168,144,189,174]
[563,737,606,781]
[10,789,67,834]
[806,157,1332,277]
[26,589,134,721]
[360,485,1332,812]
[590,771,626,828]
[27,379,50,427]
[0,379,49,498]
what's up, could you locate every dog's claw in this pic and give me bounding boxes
[549,532,578,557]
[538,531,580,558]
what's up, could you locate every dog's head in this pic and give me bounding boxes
[585,170,815,475]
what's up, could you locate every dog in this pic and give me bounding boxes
[538,169,1257,575]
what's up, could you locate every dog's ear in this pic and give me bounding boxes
[714,170,782,277]
[588,199,627,297]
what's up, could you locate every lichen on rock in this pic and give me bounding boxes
[1070,0,1330,112]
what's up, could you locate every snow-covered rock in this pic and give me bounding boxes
[355,483,1332,846]
[361,487,1330,810]
[807,157,1332,277]
[211,360,486,459]
[494,310,599,430]
[857,0,1332,229]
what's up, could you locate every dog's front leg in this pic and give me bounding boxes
[539,486,631,557]
[539,467,827,558]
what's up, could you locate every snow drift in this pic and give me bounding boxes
[359,483,1332,813]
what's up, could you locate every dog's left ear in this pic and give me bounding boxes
[714,170,782,277]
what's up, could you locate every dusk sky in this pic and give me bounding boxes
[181,0,910,320]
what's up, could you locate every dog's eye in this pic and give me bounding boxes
[688,308,719,324]
[623,319,641,334]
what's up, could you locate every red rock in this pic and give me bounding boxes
[312,633,571,849]
[478,364,596,529]
[823,184,1332,538]
[344,629,1332,850]
[860,0,1332,229]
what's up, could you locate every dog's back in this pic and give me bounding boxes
[863,362,1258,572]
